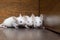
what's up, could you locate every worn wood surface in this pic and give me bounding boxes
[0,28,59,40]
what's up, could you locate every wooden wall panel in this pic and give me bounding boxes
[40,0,60,15]
[0,0,39,23]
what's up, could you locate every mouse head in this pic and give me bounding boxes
[17,14,25,25]
[34,14,43,27]
[24,14,35,26]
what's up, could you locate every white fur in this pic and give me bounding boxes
[0,16,19,29]
[34,16,42,27]
[0,14,44,29]
[33,14,43,28]
[17,17,25,25]
[24,14,35,28]
[17,14,26,26]
[25,16,33,26]
[17,14,29,28]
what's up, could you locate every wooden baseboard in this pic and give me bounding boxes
[45,28,60,35]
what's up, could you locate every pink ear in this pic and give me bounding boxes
[31,14,35,18]
[31,14,35,21]
[19,14,22,17]
[40,14,43,20]
[13,16,16,20]
[13,17,18,22]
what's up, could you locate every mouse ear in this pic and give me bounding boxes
[13,17,19,24]
[31,13,35,18]
[13,16,17,21]
[19,14,22,17]
[31,14,35,21]
[40,14,43,20]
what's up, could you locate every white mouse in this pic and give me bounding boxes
[33,14,44,28]
[17,14,26,28]
[24,14,35,28]
[24,16,33,28]
[0,16,19,29]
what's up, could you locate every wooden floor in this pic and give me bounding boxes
[0,28,60,40]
